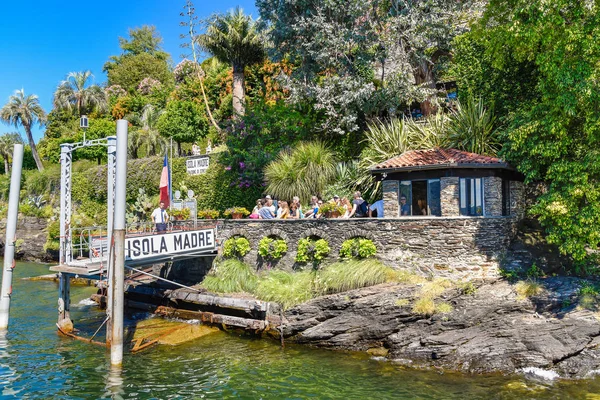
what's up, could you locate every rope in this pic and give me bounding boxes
[123,265,202,293]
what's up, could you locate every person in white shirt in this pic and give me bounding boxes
[151,201,169,233]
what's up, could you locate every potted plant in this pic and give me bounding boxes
[171,208,191,221]
[319,202,346,218]
[223,207,250,219]
[197,209,220,219]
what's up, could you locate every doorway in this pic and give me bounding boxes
[412,181,428,216]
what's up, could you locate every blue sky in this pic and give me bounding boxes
[0,0,257,142]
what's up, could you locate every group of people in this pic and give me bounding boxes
[249,191,384,219]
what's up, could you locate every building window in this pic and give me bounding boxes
[398,179,441,216]
[460,178,484,216]
[502,179,511,216]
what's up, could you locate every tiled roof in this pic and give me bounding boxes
[371,148,510,171]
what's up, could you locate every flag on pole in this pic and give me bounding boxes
[160,154,170,207]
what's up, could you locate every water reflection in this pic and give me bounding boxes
[104,365,124,400]
[0,331,20,398]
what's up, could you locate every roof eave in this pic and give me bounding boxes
[370,163,514,174]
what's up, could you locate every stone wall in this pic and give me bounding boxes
[440,177,460,216]
[382,180,399,217]
[484,176,503,216]
[216,217,519,280]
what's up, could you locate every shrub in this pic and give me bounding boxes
[200,259,257,293]
[315,259,395,294]
[253,270,315,310]
[222,236,251,259]
[339,237,377,259]
[412,297,436,316]
[258,237,288,262]
[170,208,191,221]
[295,238,330,266]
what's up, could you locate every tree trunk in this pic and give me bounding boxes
[25,125,44,171]
[413,60,438,117]
[198,74,221,133]
[4,157,9,175]
[232,64,245,117]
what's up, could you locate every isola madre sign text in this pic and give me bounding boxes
[125,229,215,261]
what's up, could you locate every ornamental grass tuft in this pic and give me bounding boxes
[253,270,315,310]
[315,259,395,295]
[200,259,257,294]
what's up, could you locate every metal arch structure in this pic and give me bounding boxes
[59,136,117,266]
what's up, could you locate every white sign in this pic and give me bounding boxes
[125,229,215,261]
[186,156,210,175]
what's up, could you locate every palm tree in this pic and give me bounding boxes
[0,133,23,174]
[140,105,166,156]
[129,105,167,158]
[53,71,107,116]
[197,7,265,116]
[0,89,46,171]
[265,142,337,203]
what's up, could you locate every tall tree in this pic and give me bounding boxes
[197,7,265,116]
[53,71,107,116]
[104,26,173,93]
[0,89,46,171]
[452,0,600,264]
[0,133,23,174]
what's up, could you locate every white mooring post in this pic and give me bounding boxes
[106,136,116,340]
[110,120,128,365]
[0,144,24,330]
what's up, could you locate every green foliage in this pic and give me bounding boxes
[106,52,173,93]
[453,0,600,263]
[23,165,61,196]
[339,238,377,260]
[200,258,258,293]
[459,281,477,296]
[295,238,330,266]
[72,118,116,163]
[315,259,393,295]
[44,219,61,252]
[265,141,337,204]
[253,270,315,310]
[526,263,544,279]
[126,188,154,224]
[156,100,208,146]
[222,236,251,259]
[258,237,288,261]
[579,282,600,297]
[447,97,500,156]
[222,101,319,191]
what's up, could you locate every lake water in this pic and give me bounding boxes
[0,261,599,399]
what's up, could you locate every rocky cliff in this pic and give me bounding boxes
[282,278,600,379]
[0,216,54,262]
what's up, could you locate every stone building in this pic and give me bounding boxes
[370,148,525,218]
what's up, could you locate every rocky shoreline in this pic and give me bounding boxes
[282,278,600,380]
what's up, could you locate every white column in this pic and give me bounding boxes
[0,144,24,330]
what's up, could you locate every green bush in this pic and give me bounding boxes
[295,238,330,266]
[339,238,377,259]
[222,236,251,259]
[258,237,288,262]
[200,259,258,293]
